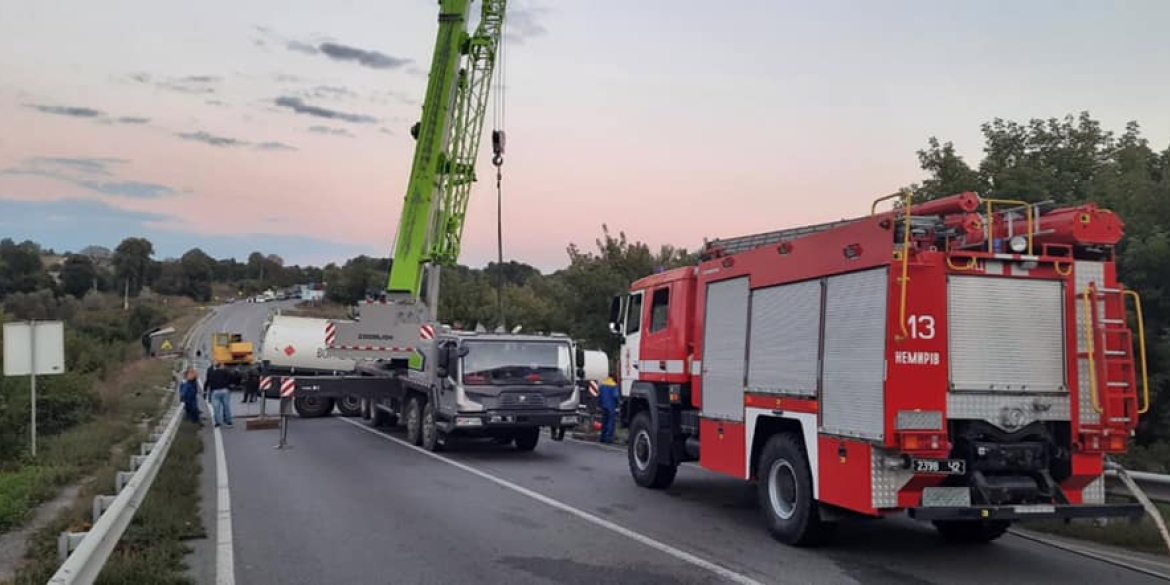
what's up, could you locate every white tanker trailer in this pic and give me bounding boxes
[256,311,614,433]
[258,314,358,375]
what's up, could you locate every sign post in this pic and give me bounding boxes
[276,377,295,449]
[3,320,66,458]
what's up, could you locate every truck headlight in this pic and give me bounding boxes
[1009,235,1028,253]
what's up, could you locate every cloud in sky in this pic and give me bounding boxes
[176,130,245,147]
[27,157,128,176]
[256,141,297,151]
[273,31,411,71]
[274,96,377,123]
[317,42,410,70]
[129,72,221,94]
[308,125,354,137]
[505,4,550,44]
[2,157,179,199]
[26,104,103,118]
[26,103,153,126]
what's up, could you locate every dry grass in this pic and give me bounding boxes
[1020,499,1170,556]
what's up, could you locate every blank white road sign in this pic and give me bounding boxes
[3,321,65,376]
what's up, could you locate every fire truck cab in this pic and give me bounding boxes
[609,191,1148,546]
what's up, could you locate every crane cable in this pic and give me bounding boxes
[491,11,507,330]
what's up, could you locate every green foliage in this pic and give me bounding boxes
[59,254,100,298]
[434,224,693,365]
[326,255,390,305]
[911,111,1170,449]
[0,239,57,298]
[0,292,171,465]
[113,237,154,297]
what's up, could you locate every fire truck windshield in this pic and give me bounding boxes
[461,340,572,386]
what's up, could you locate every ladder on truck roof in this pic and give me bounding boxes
[699,217,862,260]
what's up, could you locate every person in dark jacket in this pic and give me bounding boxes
[242,369,260,403]
[178,367,203,426]
[598,375,620,443]
[205,361,236,427]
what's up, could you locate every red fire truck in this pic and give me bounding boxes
[607,191,1149,545]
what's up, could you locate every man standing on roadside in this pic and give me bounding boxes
[178,367,204,426]
[598,374,620,444]
[205,361,235,428]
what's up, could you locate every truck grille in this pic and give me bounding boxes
[499,392,547,409]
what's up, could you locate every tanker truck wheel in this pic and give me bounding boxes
[421,401,444,452]
[370,402,397,427]
[405,397,423,445]
[293,395,335,418]
[336,395,363,417]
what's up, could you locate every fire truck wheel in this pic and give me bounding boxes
[337,395,363,417]
[628,411,677,489]
[932,520,1011,543]
[405,397,423,445]
[421,401,443,452]
[757,433,826,546]
[514,427,540,451]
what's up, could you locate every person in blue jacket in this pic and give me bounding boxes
[178,367,204,426]
[598,375,620,443]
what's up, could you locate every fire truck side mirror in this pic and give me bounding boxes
[608,295,624,335]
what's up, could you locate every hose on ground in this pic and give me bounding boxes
[1106,457,1170,555]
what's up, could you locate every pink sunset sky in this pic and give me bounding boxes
[1,0,1168,272]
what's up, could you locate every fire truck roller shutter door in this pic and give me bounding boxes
[747,279,821,397]
[700,276,750,422]
[820,267,889,441]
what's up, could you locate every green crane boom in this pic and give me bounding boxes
[322,0,506,365]
[387,0,506,298]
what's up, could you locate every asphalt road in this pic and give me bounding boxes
[184,302,1168,585]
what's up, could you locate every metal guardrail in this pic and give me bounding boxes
[49,398,184,584]
[1106,469,1170,504]
[47,309,217,584]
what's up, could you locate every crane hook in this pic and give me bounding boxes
[491,129,505,167]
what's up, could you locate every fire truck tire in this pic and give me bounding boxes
[293,396,334,418]
[757,433,828,546]
[421,401,443,452]
[932,520,1011,543]
[628,411,677,489]
[405,397,423,445]
[336,395,363,417]
[514,427,540,451]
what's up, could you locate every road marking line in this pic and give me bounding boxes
[208,398,235,585]
[193,308,235,585]
[339,418,766,585]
